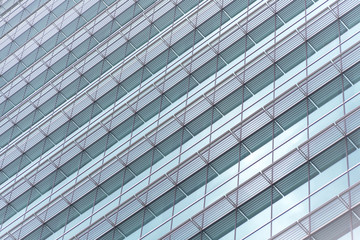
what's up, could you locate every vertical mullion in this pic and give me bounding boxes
[336,1,354,239]
[234,0,249,238]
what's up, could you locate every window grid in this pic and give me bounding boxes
[1,0,360,239]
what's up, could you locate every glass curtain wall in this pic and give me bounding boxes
[0,0,359,239]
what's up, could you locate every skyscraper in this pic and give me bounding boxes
[0,0,359,239]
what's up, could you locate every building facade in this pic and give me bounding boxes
[0,0,360,239]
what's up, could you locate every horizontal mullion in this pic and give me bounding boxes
[0,0,185,99]
[272,182,360,239]
[2,1,358,236]
[0,28,232,183]
[0,0,25,18]
[0,0,258,152]
[0,0,210,150]
[0,0,76,61]
[0,9,348,208]
[71,41,360,240]
[0,0,49,39]
[169,113,358,239]
[0,0,262,130]
[0,0,312,162]
[0,0,159,113]
[77,79,342,240]
[0,11,332,221]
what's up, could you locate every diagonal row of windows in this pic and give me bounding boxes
[4,37,360,239]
